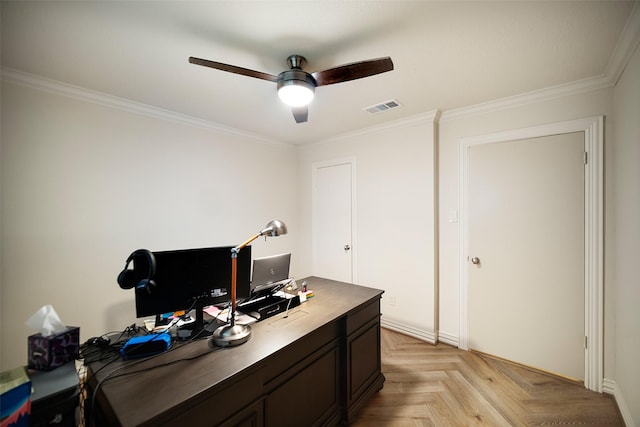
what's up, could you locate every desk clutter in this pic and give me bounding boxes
[78,324,148,365]
[75,279,315,364]
[114,245,317,347]
[7,232,322,426]
[83,278,385,426]
[4,280,315,427]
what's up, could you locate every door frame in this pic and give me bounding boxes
[458,116,604,392]
[312,157,358,283]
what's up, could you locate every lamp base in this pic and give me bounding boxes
[208,324,252,348]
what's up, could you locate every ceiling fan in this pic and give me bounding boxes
[188,54,394,123]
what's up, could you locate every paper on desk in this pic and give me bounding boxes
[25,304,67,336]
[203,305,257,325]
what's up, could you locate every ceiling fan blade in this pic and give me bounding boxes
[189,57,278,82]
[292,106,308,123]
[311,57,394,86]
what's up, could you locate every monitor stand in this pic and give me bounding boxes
[175,301,218,340]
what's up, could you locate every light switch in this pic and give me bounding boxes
[448,210,458,223]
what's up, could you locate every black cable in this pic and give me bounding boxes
[88,332,225,422]
[89,335,178,422]
[86,300,234,423]
[78,324,144,427]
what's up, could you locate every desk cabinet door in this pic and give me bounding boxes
[347,319,381,402]
[264,345,340,426]
[344,314,384,423]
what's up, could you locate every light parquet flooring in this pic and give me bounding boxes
[351,328,624,426]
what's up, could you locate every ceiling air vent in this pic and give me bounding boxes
[363,99,402,114]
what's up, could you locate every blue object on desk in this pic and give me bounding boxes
[120,333,171,359]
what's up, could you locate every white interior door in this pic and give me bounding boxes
[467,132,585,380]
[313,161,354,283]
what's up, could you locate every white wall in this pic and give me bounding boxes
[297,113,438,340]
[2,54,637,427]
[612,42,640,426]
[0,82,298,370]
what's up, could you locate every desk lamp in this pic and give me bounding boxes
[210,220,288,347]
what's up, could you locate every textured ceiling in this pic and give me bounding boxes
[1,1,637,145]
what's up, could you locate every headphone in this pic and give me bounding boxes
[117,249,157,293]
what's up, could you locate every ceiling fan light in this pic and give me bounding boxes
[277,81,315,107]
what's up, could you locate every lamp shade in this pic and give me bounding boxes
[278,82,314,107]
[260,219,287,237]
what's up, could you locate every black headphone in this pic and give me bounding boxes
[117,249,157,293]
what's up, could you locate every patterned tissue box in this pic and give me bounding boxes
[27,326,79,371]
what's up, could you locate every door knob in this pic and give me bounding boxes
[471,257,480,265]
[344,245,351,251]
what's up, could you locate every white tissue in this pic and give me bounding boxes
[25,304,67,337]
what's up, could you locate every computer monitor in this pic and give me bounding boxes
[134,246,251,335]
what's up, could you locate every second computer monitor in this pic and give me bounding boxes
[251,253,291,295]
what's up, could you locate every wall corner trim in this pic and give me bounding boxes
[603,378,637,427]
[606,2,640,86]
[0,67,290,148]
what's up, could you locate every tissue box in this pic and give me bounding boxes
[0,366,32,427]
[27,327,79,371]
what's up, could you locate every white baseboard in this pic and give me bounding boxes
[437,331,459,347]
[603,378,617,394]
[603,378,636,427]
[380,317,437,344]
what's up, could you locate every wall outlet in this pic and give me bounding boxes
[388,296,396,306]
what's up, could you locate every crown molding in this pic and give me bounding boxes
[0,67,292,149]
[441,2,640,123]
[304,109,441,150]
[328,109,441,143]
[439,74,612,123]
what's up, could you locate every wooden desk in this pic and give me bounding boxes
[87,277,384,426]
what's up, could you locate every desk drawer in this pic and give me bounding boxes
[160,367,263,427]
[262,320,339,384]
[346,298,380,336]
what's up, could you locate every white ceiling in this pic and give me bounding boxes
[1,1,637,145]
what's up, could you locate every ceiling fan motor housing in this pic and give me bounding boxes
[278,54,316,94]
[277,69,317,90]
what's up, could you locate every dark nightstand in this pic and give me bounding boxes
[29,362,79,427]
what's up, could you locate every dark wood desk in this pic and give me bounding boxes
[87,277,384,426]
